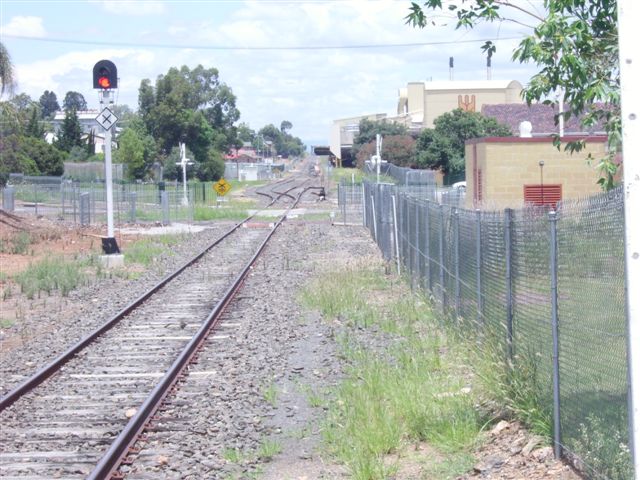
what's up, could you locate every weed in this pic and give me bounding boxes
[307,263,481,479]
[11,231,32,254]
[257,439,282,460]
[263,382,278,407]
[0,318,15,329]
[14,257,85,298]
[222,447,245,463]
[570,414,632,480]
[3,285,12,300]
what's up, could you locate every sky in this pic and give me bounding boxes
[1,0,543,147]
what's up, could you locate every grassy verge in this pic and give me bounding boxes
[123,234,184,266]
[301,261,481,479]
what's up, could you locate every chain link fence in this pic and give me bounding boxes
[362,179,631,480]
[0,178,204,225]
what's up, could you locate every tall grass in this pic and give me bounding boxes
[301,262,480,479]
[123,234,182,266]
[14,257,86,298]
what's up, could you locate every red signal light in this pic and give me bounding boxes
[98,76,111,88]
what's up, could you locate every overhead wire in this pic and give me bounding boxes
[3,34,524,51]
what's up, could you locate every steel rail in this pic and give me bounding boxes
[0,180,306,412]
[88,186,312,480]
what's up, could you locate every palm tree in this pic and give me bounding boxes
[0,42,16,96]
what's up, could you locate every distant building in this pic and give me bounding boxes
[330,79,524,165]
[392,79,523,130]
[330,113,388,167]
[51,110,101,134]
[224,142,259,162]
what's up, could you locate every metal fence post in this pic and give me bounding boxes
[439,204,446,311]
[549,210,562,459]
[476,209,484,331]
[504,208,514,361]
[454,208,461,318]
[371,193,378,242]
[362,183,366,227]
[414,199,420,289]
[391,193,401,274]
[161,191,170,226]
[129,191,137,223]
[33,183,38,216]
[425,201,432,293]
[2,186,15,212]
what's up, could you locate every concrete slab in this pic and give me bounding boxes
[99,254,125,269]
[118,223,213,236]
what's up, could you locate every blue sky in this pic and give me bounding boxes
[1,0,541,146]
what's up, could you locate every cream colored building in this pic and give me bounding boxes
[330,113,387,167]
[393,80,523,129]
[330,80,524,164]
[464,136,608,210]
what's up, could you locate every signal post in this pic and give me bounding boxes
[93,60,120,256]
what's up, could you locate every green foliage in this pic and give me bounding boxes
[0,41,16,96]
[14,257,86,299]
[406,0,620,189]
[115,128,147,179]
[62,91,87,111]
[196,148,225,181]
[123,236,180,266]
[415,109,512,174]
[257,122,305,158]
[0,134,65,180]
[0,231,32,254]
[25,106,44,139]
[38,90,59,119]
[303,264,481,479]
[139,64,240,161]
[56,108,83,152]
[570,414,632,480]
[355,134,416,169]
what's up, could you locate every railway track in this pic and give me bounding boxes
[0,175,315,479]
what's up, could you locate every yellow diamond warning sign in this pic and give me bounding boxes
[213,178,231,196]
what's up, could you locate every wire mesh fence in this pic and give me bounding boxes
[0,179,205,225]
[363,180,631,480]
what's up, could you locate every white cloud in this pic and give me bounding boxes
[2,16,46,37]
[97,1,166,16]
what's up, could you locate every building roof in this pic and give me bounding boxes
[419,79,522,91]
[481,103,606,136]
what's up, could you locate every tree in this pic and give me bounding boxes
[196,149,225,181]
[237,122,256,143]
[406,0,620,189]
[140,65,240,160]
[115,128,146,179]
[20,136,65,176]
[56,109,83,152]
[62,91,87,111]
[415,109,512,174]
[25,106,45,139]
[280,120,292,133]
[355,134,417,168]
[0,134,64,183]
[0,42,16,96]
[352,119,409,162]
[39,90,60,119]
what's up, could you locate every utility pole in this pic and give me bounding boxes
[619,0,640,475]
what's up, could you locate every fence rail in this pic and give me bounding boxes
[0,180,232,225]
[356,180,631,480]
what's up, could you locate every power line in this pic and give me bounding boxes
[3,34,523,51]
